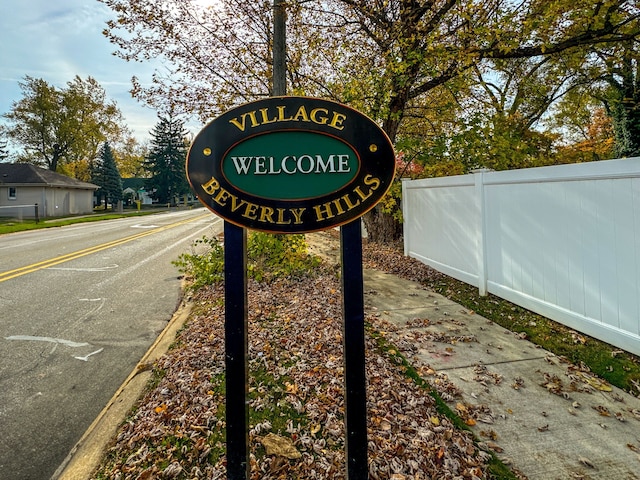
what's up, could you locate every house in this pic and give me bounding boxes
[0,163,98,219]
[121,178,154,206]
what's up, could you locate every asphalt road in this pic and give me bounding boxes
[0,208,223,480]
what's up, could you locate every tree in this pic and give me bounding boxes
[556,107,616,162]
[3,76,128,174]
[93,142,123,209]
[597,41,640,157]
[101,0,640,241]
[0,142,8,162]
[526,39,640,159]
[145,115,190,205]
[115,136,148,178]
[0,129,9,162]
[101,0,639,137]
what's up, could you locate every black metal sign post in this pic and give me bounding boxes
[341,218,368,479]
[224,221,249,480]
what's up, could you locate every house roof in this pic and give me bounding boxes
[122,177,148,190]
[0,163,98,190]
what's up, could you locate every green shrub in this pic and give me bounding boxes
[173,232,321,289]
[247,232,321,282]
[172,235,224,290]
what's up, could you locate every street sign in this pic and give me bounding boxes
[186,96,395,233]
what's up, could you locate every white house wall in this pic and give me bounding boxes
[0,186,46,218]
[45,188,94,216]
[0,186,94,218]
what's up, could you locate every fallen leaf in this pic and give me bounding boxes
[576,372,612,392]
[486,441,503,452]
[627,443,640,453]
[578,455,596,468]
[593,405,611,417]
[259,433,302,459]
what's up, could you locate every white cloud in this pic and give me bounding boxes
[0,0,168,142]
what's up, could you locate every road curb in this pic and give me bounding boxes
[51,297,194,480]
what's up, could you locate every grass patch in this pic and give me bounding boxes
[0,209,163,235]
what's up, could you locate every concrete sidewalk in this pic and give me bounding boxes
[363,268,640,480]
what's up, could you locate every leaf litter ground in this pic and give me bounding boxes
[95,260,501,479]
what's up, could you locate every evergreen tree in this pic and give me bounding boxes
[145,116,190,205]
[93,142,123,209]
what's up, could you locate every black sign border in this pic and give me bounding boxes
[187,96,395,233]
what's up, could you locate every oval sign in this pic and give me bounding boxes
[186,96,395,233]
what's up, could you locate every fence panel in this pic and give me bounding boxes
[403,158,640,356]
[402,175,482,288]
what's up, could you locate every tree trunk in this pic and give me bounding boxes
[362,205,403,244]
[364,90,407,244]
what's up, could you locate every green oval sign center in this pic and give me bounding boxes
[222,131,359,200]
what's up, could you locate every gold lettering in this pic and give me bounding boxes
[276,208,291,225]
[229,195,247,212]
[329,112,347,130]
[363,174,381,190]
[341,193,360,210]
[259,108,277,125]
[259,206,275,223]
[310,108,329,125]
[228,118,245,131]
[331,198,346,215]
[229,111,259,131]
[228,105,347,131]
[313,202,334,221]
[201,177,220,195]
[214,189,231,206]
[277,105,293,122]
[290,208,306,224]
[242,202,259,220]
[292,105,310,122]
[353,186,372,202]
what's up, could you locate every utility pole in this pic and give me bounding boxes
[224,3,286,478]
[273,0,287,96]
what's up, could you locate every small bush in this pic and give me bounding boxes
[173,232,321,289]
[173,235,224,290]
[247,232,321,282]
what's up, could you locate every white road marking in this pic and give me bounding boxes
[5,335,90,348]
[48,264,119,272]
[74,348,104,362]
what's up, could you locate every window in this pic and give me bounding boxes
[8,187,16,200]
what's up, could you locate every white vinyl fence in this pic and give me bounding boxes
[402,157,640,356]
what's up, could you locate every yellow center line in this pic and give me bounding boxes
[0,213,211,283]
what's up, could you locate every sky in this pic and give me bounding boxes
[0,0,173,144]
